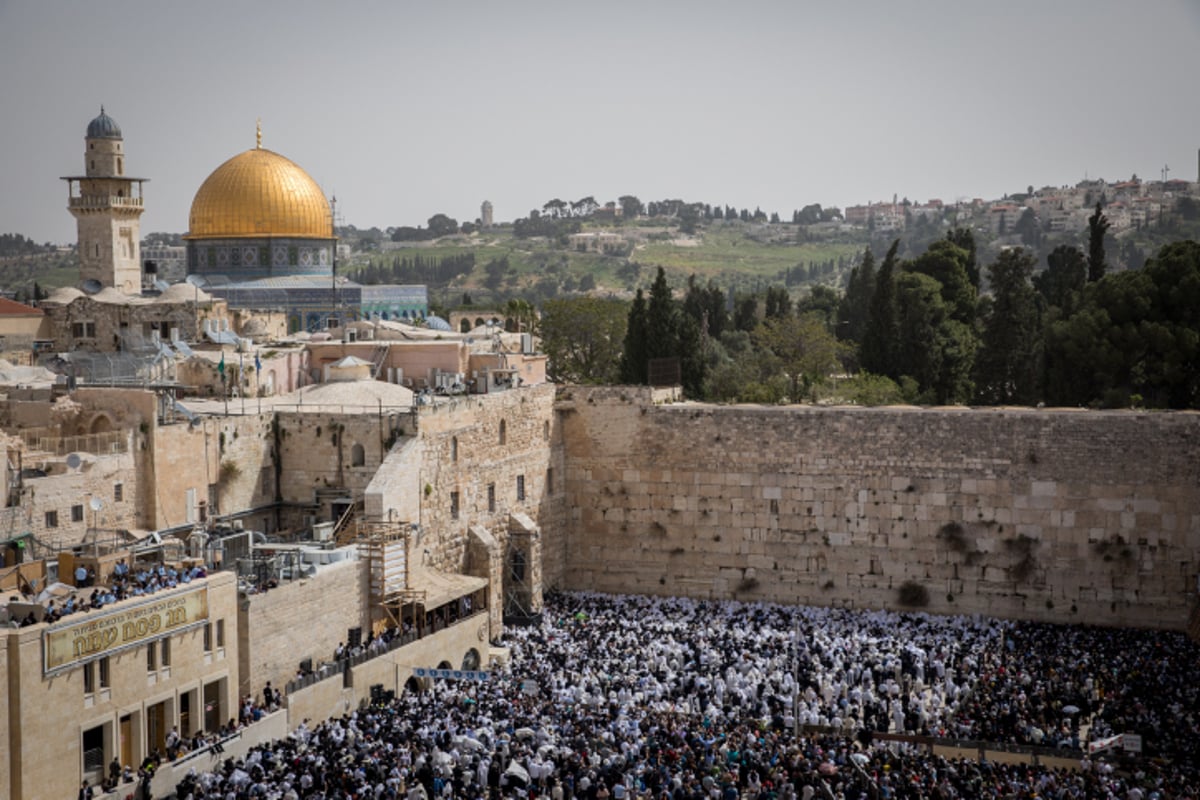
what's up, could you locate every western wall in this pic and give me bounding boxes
[556,387,1200,629]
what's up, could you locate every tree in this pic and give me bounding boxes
[619,289,648,384]
[974,248,1040,404]
[646,267,676,362]
[837,248,876,345]
[538,297,627,384]
[860,240,901,377]
[1044,240,1200,408]
[427,213,459,238]
[764,286,792,320]
[752,312,842,402]
[906,239,976,324]
[682,276,727,339]
[733,293,758,333]
[795,285,840,327]
[945,228,979,289]
[1013,207,1040,249]
[894,272,978,404]
[1034,245,1087,314]
[1087,202,1111,282]
[618,195,644,219]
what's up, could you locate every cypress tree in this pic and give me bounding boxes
[619,289,648,384]
[860,240,901,378]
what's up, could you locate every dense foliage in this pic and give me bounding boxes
[603,226,1200,408]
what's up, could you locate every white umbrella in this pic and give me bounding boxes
[1062,705,1081,715]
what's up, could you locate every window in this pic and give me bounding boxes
[498,419,507,446]
[450,491,460,520]
[543,420,550,441]
[99,657,110,689]
[161,637,171,667]
[516,475,525,502]
[72,504,84,523]
[83,662,96,694]
[546,468,554,494]
[216,619,226,648]
[71,321,97,339]
[203,623,213,652]
[351,443,365,468]
[451,436,458,462]
[487,483,496,513]
[45,510,58,528]
[147,642,157,672]
[114,483,123,502]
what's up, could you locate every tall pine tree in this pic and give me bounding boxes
[860,240,900,378]
[619,289,648,384]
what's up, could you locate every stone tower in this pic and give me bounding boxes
[62,107,147,294]
[480,200,493,228]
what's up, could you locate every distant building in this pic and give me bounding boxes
[480,200,494,228]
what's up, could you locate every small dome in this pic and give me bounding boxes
[87,106,122,139]
[185,147,332,240]
[425,315,452,331]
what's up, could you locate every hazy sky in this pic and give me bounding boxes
[3,0,1199,244]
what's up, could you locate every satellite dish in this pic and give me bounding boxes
[66,453,82,470]
[89,497,103,512]
[80,279,103,295]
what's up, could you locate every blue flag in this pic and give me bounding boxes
[255,353,262,372]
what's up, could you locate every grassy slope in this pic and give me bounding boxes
[349,222,866,301]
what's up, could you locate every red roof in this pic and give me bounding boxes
[0,297,43,317]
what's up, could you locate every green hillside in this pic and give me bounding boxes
[344,220,868,308]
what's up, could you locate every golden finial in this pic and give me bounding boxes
[256,118,262,149]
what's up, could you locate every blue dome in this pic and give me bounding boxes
[86,106,122,139]
[425,315,452,331]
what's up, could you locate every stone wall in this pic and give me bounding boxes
[237,558,369,699]
[414,384,565,608]
[559,388,1200,629]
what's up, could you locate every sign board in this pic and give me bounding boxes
[1088,733,1144,755]
[413,667,489,681]
[44,586,209,674]
[1088,734,1122,754]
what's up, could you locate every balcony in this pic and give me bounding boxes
[69,195,144,210]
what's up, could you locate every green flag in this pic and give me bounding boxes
[218,353,225,377]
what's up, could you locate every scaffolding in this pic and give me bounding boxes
[351,519,419,632]
[503,528,536,625]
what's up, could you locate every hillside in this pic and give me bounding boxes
[343,220,869,308]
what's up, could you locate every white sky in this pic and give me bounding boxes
[2,0,1199,244]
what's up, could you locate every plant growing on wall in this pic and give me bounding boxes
[219,460,241,485]
[897,580,930,607]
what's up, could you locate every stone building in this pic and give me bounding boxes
[61,108,147,295]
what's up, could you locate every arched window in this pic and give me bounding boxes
[498,419,507,446]
[543,420,550,441]
[351,443,365,467]
[451,436,458,462]
[462,648,481,670]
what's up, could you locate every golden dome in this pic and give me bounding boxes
[185,147,332,239]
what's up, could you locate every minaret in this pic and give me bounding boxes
[61,107,148,295]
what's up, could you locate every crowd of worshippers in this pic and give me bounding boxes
[19,561,209,627]
[173,592,1199,800]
